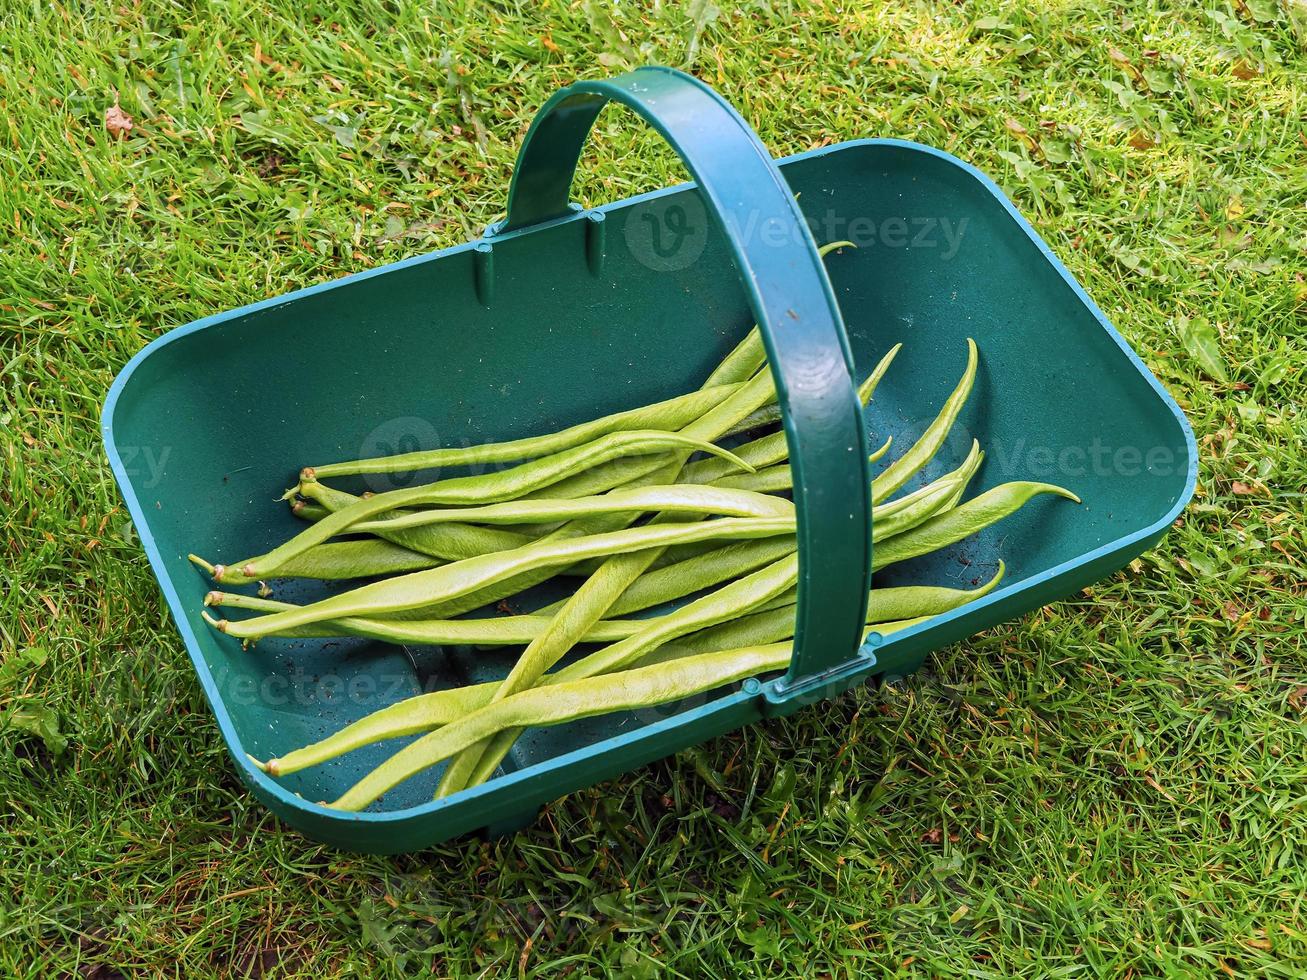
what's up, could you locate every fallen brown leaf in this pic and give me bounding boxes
[105,103,133,139]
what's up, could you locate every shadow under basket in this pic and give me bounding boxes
[102,68,1196,853]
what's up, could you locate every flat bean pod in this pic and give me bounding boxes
[352,483,794,534]
[253,539,442,581]
[702,327,766,388]
[448,553,801,791]
[872,481,1079,571]
[298,481,534,560]
[203,592,644,644]
[208,430,750,583]
[325,642,797,810]
[308,383,742,478]
[872,339,977,504]
[212,517,796,639]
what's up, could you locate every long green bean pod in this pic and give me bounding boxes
[203,592,645,644]
[307,383,743,479]
[335,614,930,811]
[257,682,505,776]
[589,538,797,618]
[188,539,443,582]
[351,484,794,535]
[253,565,1007,780]
[871,481,1079,570]
[447,553,801,792]
[639,562,1006,664]
[326,642,797,810]
[298,481,534,560]
[202,431,752,583]
[211,518,796,639]
[872,338,978,503]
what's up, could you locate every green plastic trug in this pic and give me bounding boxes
[102,67,1195,852]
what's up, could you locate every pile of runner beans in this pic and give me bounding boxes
[193,275,1078,811]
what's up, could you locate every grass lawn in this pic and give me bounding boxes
[2,0,1304,975]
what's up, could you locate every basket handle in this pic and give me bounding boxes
[501,66,872,691]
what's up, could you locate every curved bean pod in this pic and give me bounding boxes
[324,642,797,811]
[298,481,534,561]
[639,561,1006,665]
[872,481,1079,571]
[256,681,502,776]
[352,484,794,535]
[872,339,977,504]
[203,593,644,644]
[211,518,796,639]
[702,327,766,388]
[447,553,802,791]
[255,539,442,581]
[206,430,752,583]
[307,383,742,479]
[599,538,797,618]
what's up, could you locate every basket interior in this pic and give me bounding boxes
[106,141,1193,812]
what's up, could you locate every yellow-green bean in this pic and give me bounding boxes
[325,642,797,810]
[251,565,1007,780]
[307,383,744,479]
[203,430,751,583]
[873,339,977,504]
[211,517,796,639]
[351,484,793,535]
[298,481,534,560]
[203,592,645,645]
